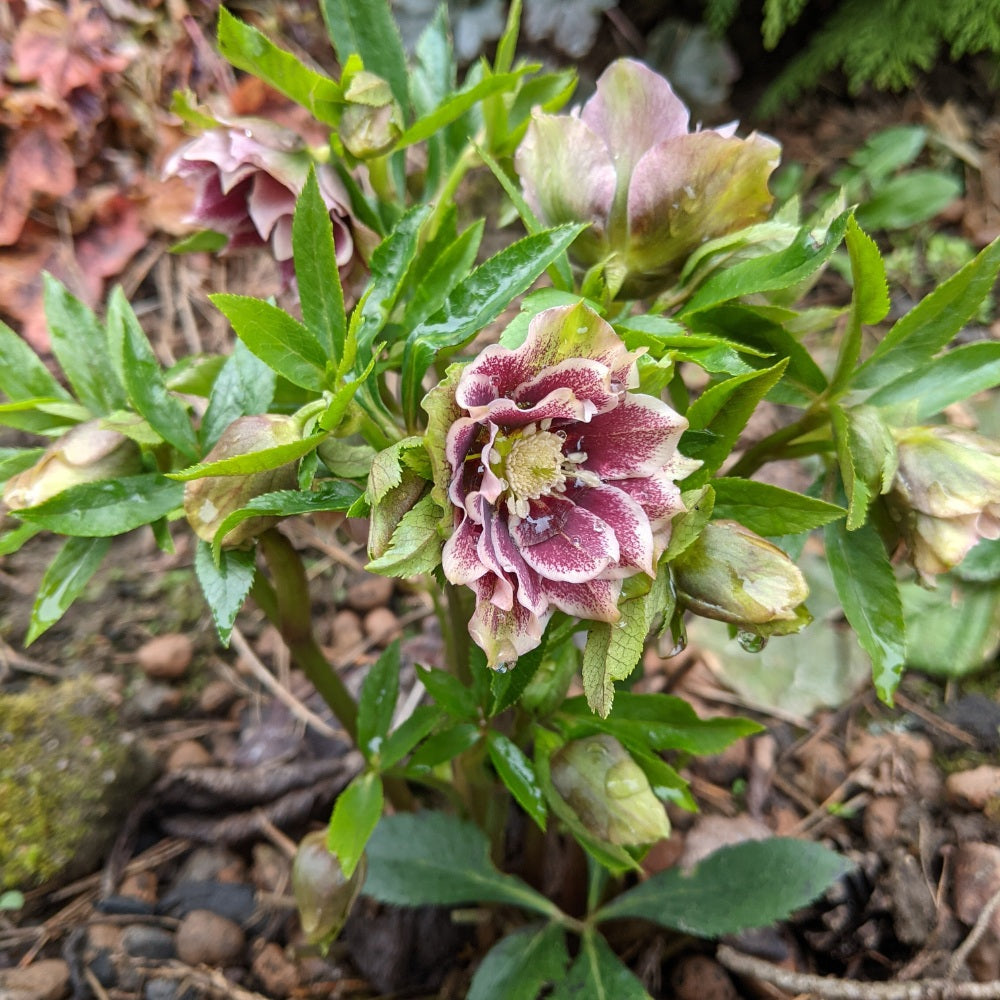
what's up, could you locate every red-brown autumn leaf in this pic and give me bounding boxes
[0,125,76,246]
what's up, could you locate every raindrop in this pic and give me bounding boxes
[666,637,687,657]
[555,429,568,440]
[571,535,581,544]
[736,630,768,653]
[683,183,696,200]
[244,128,254,138]
[476,463,485,474]
[494,662,510,674]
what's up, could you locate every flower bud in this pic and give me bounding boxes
[3,421,141,510]
[672,519,809,635]
[340,71,403,159]
[888,425,1000,581]
[183,415,300,548]
[292,830,366,946]
[550,734,670,846]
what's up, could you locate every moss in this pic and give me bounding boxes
[0,677,157,890]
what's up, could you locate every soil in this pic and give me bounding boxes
[2,1,1000,998]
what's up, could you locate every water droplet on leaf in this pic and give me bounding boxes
[736,630,767,653]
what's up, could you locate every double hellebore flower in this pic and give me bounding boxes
[164,119,358,284]
[426,303,697,668]
[888,425,1000,581]
[515,58,780,298]
[3,421,141,510]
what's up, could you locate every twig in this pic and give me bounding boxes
[230,626,340,739]
[717,944,1000,999]
[893,692,978,749]
[949,885,1000,979]
[136,960,272,1000]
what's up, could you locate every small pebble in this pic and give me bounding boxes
[87,923,123,951]
[174,847,246,885]
[946,765,1000,810]
[89,949,117,988]
[199,679,238,715]
[671,954,739,1000]
[175,910,245,966]
[167,740,213,771]
[0,959,71,1000]
[363,607,399,644]
[251,941,299,998]
[346,574,394,612]
[797,740,848,802]
[144,978,178,1000]
[122,925,176,960]
[131,681,184,720]
[159,881,256,924]
[953,841,1000,937]
[137,634,194,680]
[330,609,363,652]
[119,871,158,905]
[863,796,901,847]
[251,843,289,893]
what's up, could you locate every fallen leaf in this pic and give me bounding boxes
[0,125,76,245]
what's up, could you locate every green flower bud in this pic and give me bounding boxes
[672,519,810,636]
[292,830,366,946]
[551,734,670,846]
[3,421,142,510]
[340,71,403,159]
[183,415,300,548]
[888,425,1000,581]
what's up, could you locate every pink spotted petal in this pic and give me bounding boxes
[542,576,622,622]
[566,482,655,576]
[614,470,687,526]
[486,508,548,617]
[470,576,551,669]
[480,387,595,428]
[512,359,622,416]
[513,497,620,583]
[442,516,488,586]
[577,394,687,480]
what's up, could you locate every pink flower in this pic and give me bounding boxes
[425,303,697,668]
[164,119,358,283]
[515,59,779,298]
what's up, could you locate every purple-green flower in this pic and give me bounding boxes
[425,302,697,668]
[164,119,359,284]
[888,425,1000,581]
[515,58,780,298]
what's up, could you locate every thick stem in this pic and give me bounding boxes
[441,583,474,686]
[256,529,358,743]
[726,408,828,479]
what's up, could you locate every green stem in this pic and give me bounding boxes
[726,407,828,479]
[256,529,359,743]
[426,141,482,242]
[441,583,474,686]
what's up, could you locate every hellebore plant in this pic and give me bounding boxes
[3,0,1000,994]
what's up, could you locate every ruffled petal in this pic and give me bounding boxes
[577,394,687,480]
[470,576,551,668]
[542,576,622,622]
[513,496,620,582]
[441,516,488,586]
[566,482,655,576]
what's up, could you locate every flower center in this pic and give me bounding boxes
[505,430,567,506]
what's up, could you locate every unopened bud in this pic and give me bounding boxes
[672,519,809,635]
[888,425,1000,580]
[183,415,300,547]
[551,734,670,846]
[292,830,366,946]
[340,71,403,158]
[3,421,141,510]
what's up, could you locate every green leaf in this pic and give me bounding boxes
[487,732,547,830]
[0,447,45,484]
[411,6,453,115]
[319,0,410,111]
[379,704,442,769]
[664,486,715,562]
[169,433,326,481]
[365,495,442,577]
[43,274,126,415]
[561,691,762,754]
[363,812,558,915]
[866,341,1000,420]
[367,437,428,503]
[0,319,71,404]
[201,341,277,452]
[415,664,478,720]
[468,923,569,1000]
[14,474,183,537]
[210,481,362,561]
[490,638,546,715]
[358,641,401,762]
[594,838,853,936]
[630,748,697,811]
[194,542,256,645]
[169,229,228,254]
[825,519,905,703]
[0,522,41,556]
[401,224,585,425]
[407,722,481,768]
[25,536,111,645]
[217,8,342,123]
[679,214,848,316]
[108,288,199,459]
[397,71,524,149]
[854,235,1000,389]
[957,538,1000,584]
[711,479,845,534]
[830,216,889,390]
[327,771,383,880]
[294,169,346,362]
[855,169,962,231]
[551,933,651,1000]
[210,294,326,391]
[682,360,789,486]
[581,595,647,718]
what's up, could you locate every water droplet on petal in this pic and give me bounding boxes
[494,662,510,674]
[736,630,768,653]
[555,429,568,440]
[244,128,254,138]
